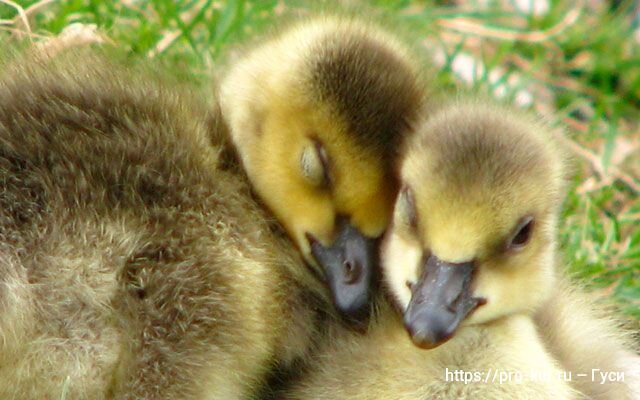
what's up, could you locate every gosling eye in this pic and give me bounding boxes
[506,215,534,251]
[395,186,418,231]
[300,140,331,188]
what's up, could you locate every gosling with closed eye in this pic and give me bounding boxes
[282,100,638,400]
[220,16,426,321]
[0,15,425,400]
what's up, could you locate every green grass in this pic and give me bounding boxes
[2,0,638,328]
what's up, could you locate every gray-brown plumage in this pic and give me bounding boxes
[0,49,314,399]
[0,14,426,400]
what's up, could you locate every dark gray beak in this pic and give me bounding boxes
[404,255,486,349]
[308,219,378,331]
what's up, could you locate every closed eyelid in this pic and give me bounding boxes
[301,143,327,188]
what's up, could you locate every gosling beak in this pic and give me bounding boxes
[308,220,378,331]
[403,255,485,349]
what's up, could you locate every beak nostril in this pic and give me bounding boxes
[342,260,361,284]
[446,290,463,313]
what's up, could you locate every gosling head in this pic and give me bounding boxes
[382,100,567,348]
[221,17,424,326]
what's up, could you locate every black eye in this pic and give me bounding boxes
[507,216,534,250]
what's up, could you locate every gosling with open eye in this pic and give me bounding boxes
[280,99,638,400]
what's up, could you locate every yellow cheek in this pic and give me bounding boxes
[351,191,395,239]
[466,268,511,325]
[249,157,335,254]
[351,205,390,238]
[333,166,396,240]
[272,188,335,250]
[466,250,556,325]
[382,231,422,310]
